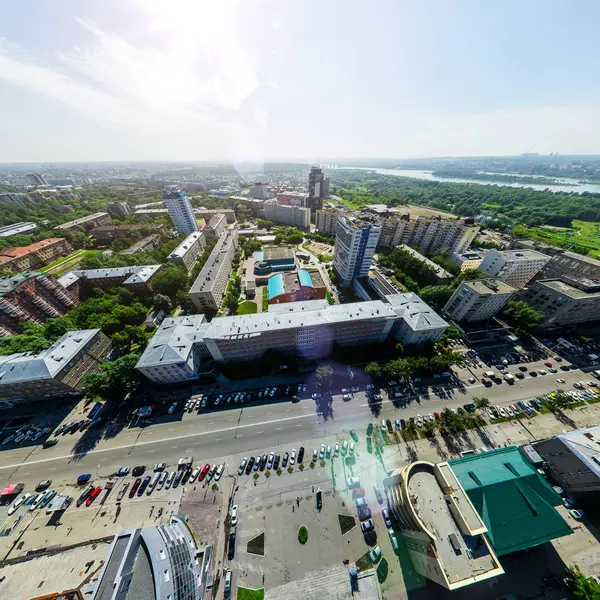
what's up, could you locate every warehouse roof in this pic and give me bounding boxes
[449,447,572,556]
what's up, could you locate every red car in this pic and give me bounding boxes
[85,486,102,507]
[434,412,440,420]
[352,487,365,499]
[544,361,553,367]
[198,463,211,482]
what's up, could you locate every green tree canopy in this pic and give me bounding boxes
[364,362,382,378]
[564,565,600,600]
[502,299,545,333]
[151,264,189,300]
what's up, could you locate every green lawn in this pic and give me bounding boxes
[518,220,600,257]
[237,587,264,600]
[39,249,99,274]
[237,300,258,315]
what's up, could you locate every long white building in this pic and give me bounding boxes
[163,186,199,234]
[167,231,206,271]
[478,249,550,289]
[263,201,310,228]
[136,296,448,384]
[333,215,381,288]
[443,279,516,322]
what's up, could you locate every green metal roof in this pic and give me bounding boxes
[449,447,572,556]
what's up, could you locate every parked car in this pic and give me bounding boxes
[132,465,146,477]
[214,463,225,480]
[228,532,236,560]
[349,428,358,442]
[199,463,211,481]
[231,504,238,526]
[374,484,383,504]
[137,476,151,496]
[369,545,382,563]
[382,506,392,527]
[358,506,372,521]
[360,518,374,532]
[238,457,248,475]
[224,570,232,598]
[77,473,91,485]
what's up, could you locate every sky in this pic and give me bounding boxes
[1,0,599,163]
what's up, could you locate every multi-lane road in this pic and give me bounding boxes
[0,363,585,491]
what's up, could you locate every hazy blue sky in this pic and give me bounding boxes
[0,0,598,162]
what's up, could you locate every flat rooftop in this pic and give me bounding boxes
[554,425,600,478]
[263,246,294,260]
[537,278,600,299]
[498,249,549,261]
[167,232,205,259]
[465,279,516,295]
[407,464,499,586]
[55,212,108,229]
[189,231,236,294]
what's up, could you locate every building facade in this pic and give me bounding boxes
[308,166,325,210]
[450,250,488,271]
[107,201,130,218]
[0,272,79,335]
[267,269,327,304]
[90,225,157,244]
[478,249,550,289]
[277,191,308,207]
[167,232,206,271]
[0,222,38,237]
[54,212,111,231]
[188,231,238,312]
[520,277,600,327]
[0,329,111,406]
[377,216,479,255]
[137,296,447,383]
[0,193,24,205]
[0,238,73,273]
[248,182,270,199]
[315,209,340,236]
[163,186,200,234]
[121,234,161,255]
[397,245,454,284]
[91,519,204,600]
[194,208,236,223]
[443,279,516,323]
[203,213,226,239]
[58,265,162,300]
[263,201,311,229]
[333,215,381,288]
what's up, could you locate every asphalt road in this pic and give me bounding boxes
[0,364,585,492]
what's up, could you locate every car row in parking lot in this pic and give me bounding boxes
[2,424,51,446]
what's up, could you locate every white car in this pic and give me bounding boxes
[189,467,201,484]
[342,440,348,455]
[468,376,476,384]
[157,472,168,490]
[335,442,340,456]
[319,445,325,460]
[231,504,238,526]
[8,493,31,515]
[168,403,178,414]
[416,414,423,427]
[214,463,225,480]
[290,449,296,465]
[498,406,507,417]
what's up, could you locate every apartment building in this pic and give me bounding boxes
[0,193,24,205]
[478,249,550,289]
[0,222,37,237]
[107,201,130,218]
[227,196,265,215]
[333,215,381,288]
[54,212,111,231]
[248,182,270,199]
[397,245,454,284]
[137,295,447,383]
[263,201,311,229]
[58,265,162,300]
[315,209,340,236]
[202,213,227,239]
[194,208,236,223]
[0,238,73,272]
[188,231,238,312]
[308,166,325,210]
[376,215,479,255]
[521,277,600,327]
[512,239,600,282]
[0,272,78,335]
[443,279,516,323]
[276,191,308,207]
[167,231,206,271]
[0,329,111,406]
[121,234,161,255]
[163,185,199,234]
[90,224,158,244]
[450,250,488,271]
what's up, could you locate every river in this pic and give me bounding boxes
[352,167,600,195]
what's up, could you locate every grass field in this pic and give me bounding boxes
[39,249,99,275]
[237,587,264,600]
[517,220,600,257]
[236,300,258,315]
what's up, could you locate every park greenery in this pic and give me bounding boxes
[564,565,600,600]
[329,169,600,228]
[501,299,545,334]
[82,353,143,401]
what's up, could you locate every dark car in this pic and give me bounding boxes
[400,418,406,429]
[386,419,393,433]
[43,438,58,449]
[76,485,94,507]
[132,465,146,477]
[273,454,280,470]
[172,470,184,488]
[357,505,372,521]
[282,452,288,468]
[260,454,267,471]
[77,473,91,485]
[129,478,141,498]
[228,532,236,560]
[298,446,305,464]
[117,482,129,502]
[137,476,151,496]
[463,403,475,413]
[366,423,373,436]
[245,456,255,474]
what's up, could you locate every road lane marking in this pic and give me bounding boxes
[0,412,318,471]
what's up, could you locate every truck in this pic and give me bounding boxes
[504,373,515,384]
[483,371,496,379]
[46,494,72,513]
